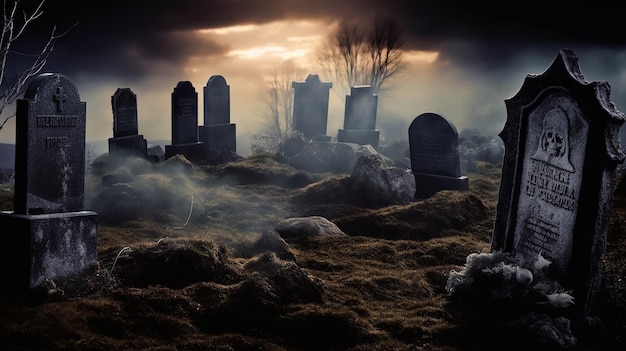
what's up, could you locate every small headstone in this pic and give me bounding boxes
[292,74,333,141]
[0,73,97,298]
[108,88,148,159]
[171,81,199,145]
[203,74,230,126]
[408,112,469,199]
[198,75,237,153]
[112,88,138,137]
[337,86,380,149]
[165,81,207,162]
[491,49,625,319]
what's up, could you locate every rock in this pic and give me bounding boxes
[245,230,297,262]
[349,154,415,207]
[287,142,379,174]
[275,216,347,239]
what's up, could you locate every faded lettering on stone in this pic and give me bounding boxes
[513,92,588,278]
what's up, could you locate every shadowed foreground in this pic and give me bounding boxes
[0,153,624,350]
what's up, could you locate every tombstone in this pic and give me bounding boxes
[491,49,625,320]
[108,88,148,159]
[165,81,206,162]
[292,74,333,141]
[408,112,469,199]
[337,85,380,149]
[0,73,97,298]
[198,75,237,153]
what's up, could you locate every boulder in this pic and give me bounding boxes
[275,216,347,239]
[287,141,378,174]
[349,154,415,207]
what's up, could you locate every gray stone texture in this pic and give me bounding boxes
[0,73,98,298]
[337,85,380,149]
[109,88,148,159]
[292,74,332,139]
[199,75,236,153]
[13,73,87,214]
[491,49,625,318]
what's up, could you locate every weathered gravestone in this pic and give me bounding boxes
[337,85,380,149]
[408,112,469,199]
[165,81,206,162]
[491,49,625,319]
[198,75,236,153]
[0,73,97,298]
[108,88,148,159]
[292,74,333,141]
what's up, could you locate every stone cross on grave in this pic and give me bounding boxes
[0,73,98,299]
[54,85,67,112]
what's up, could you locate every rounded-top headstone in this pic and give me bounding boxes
[207,75,227,88]
[175,80,195,93]
[23,73,81,115]
[14,73,86,214]
[408,112,461,177]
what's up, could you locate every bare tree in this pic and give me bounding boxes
[258,60,306,140]
[316,15,406,99]
[0,0,67,132]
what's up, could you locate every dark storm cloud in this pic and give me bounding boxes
[393,1,626,69]
[23,0,394,80]
[27,0,623,78]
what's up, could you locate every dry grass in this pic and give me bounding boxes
[0,153,624,351]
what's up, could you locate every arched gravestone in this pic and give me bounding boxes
[0,73,97,298]
[491,49,625,319]
[408,112,469,199]
[292,74,332,141]
[198,75,237,153]
[14,73,87,214]
[108,88,148,159]
[165,81,207,162]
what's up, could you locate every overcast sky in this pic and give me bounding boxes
[3,0,626,155]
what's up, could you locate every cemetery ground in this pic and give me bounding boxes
[0,149,625,351]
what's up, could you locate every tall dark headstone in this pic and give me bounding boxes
[0,73,97,298]
[337,85,380,149]
[198,75,237,153]
[108,88,148,159]
[292,74,333,141]
[491,49,625,320]
[408,112,469,199]
[171,81,199,145]
[165,81,206,162]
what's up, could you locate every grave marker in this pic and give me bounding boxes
[108,88,148,158]
[491,49,625,319]
[0,73,97,298]
[198,75,237,153]
[165,81,207,162]
[292,74,332,141]
[337,85,380,149]
[408,112,469,199]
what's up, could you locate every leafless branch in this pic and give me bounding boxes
[316,15,406,101]
[0,0,73,132]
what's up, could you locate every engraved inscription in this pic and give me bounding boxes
[37,115,80,127]
[46,136,70,148]
[519,205,560,257]
[413,132,455,173]
[524,159,575,211]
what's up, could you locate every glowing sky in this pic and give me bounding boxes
[3,0,626,156]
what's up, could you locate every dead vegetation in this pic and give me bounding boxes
[0,154,624,351]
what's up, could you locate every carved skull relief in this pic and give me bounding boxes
[531,107,574,172]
